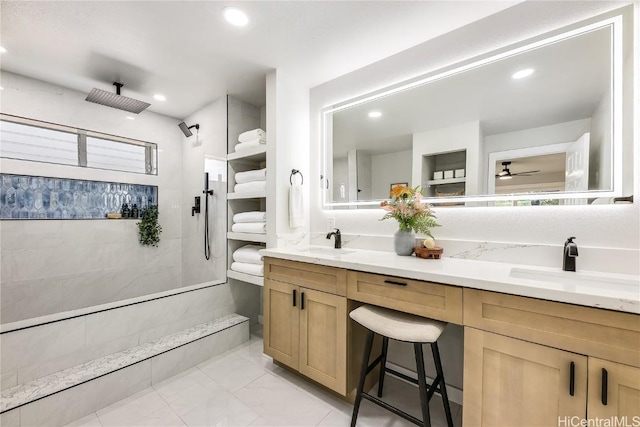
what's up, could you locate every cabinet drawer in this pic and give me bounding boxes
[347,271,462,323]
[464,288,640,367]
[264,257,347,296]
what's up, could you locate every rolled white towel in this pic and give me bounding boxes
[231,262,264,277]
[233,211,266,223]
[231,222,266,234]
[233,245,264,264]
[235,168,266,184]
[234,181,267,193]
[238,129,266,143]
[235,138,266,151]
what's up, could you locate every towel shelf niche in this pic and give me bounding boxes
[226,96,268,288]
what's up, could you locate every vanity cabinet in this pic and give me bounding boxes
[463,288,640,426]
[463,328,588,426]
[587,358,640,420]
[263,258,348,394]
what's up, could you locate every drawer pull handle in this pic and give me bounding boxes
[569,362,575,396]
[601,368,608,406]
[293,290,297,307]
[301,292,305,310]
[384,280,407,286]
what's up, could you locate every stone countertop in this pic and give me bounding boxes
[260,246,640,314]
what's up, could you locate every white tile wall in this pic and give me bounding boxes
[0,71,185,324]
[0,284,236,389]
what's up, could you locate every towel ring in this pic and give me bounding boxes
[290,169,304,185]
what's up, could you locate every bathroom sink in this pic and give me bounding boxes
[297,247,356,256]
[509,267,639,288]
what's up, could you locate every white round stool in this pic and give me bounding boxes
[349,305,454,427]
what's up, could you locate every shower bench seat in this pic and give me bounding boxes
[0,313,249,419]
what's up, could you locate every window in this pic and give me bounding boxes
[0,114,157,175]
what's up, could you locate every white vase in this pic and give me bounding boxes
[393,229,415,256]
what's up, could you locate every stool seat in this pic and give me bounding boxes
[349,305,445,343]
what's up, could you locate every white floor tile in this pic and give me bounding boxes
[198,353,266,392]
[234,373,332,426]
[64,333,463,427]
[96,388,169,427]
[127,406,186,427]
[179,391,259,426]
[62,413,102,427]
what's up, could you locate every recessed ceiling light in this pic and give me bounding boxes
[368,111,382,118]
[153,94,166,102]
[512,68,534,79]
[126,116,135,120]
[0,46,6,53]
[223,7,249,27]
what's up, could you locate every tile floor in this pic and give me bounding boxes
[64,329,462,427]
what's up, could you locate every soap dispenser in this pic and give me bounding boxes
[122,203,130,218]
[131,204,139,218]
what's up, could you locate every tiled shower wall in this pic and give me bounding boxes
[0,71,183,324]
[0,174,157,219]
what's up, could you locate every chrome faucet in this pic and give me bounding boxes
[563,237,578,272]
[326,228,342,249]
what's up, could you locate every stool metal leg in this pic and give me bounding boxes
[431,342,454,427]
[414,343,432,427]
[351,330,375,427]
[377,337,389,397]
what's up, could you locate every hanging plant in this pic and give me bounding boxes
[137,205,162,247]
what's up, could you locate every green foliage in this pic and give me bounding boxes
[380,185,440,236]
[137,205,162,247]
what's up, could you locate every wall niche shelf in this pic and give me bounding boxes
[226,96,267,289]
[227,191,267,200]
[227,145,266,162]
[426,177,466,186]
[227,232,267,243]
[226,270,264,287]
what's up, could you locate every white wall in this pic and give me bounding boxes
[266,68,311,248]
[0,71,183,323]
[371,150,412,199]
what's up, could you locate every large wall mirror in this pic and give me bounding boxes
[321,13,633,208]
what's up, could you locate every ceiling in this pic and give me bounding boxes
[0,1,518,120]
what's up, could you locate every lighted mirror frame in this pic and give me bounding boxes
[320,15,624,208]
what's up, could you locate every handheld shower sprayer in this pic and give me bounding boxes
[203,172,213,260]
[178,122,200,137]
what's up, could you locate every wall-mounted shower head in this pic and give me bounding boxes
[85,82,150,114]
[178,122,200,137]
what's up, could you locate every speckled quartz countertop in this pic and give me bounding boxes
[260,246,640,314]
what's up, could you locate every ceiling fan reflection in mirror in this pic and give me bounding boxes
[495,161,541,180]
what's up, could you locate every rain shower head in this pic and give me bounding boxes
[85,82,150,114]
[178,122,200,137]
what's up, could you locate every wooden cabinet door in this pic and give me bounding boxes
[464,328,588,427]
[299,288,347,394]
[588,358,640,420]
[263,279,300,370]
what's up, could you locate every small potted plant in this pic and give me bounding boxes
[380,185,439,256]
[137,205,162,247]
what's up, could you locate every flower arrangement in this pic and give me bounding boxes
[380,185,439,237]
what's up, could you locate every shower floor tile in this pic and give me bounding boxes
[64,329,462,427]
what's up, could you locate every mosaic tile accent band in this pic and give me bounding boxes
[0,174,157,219]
